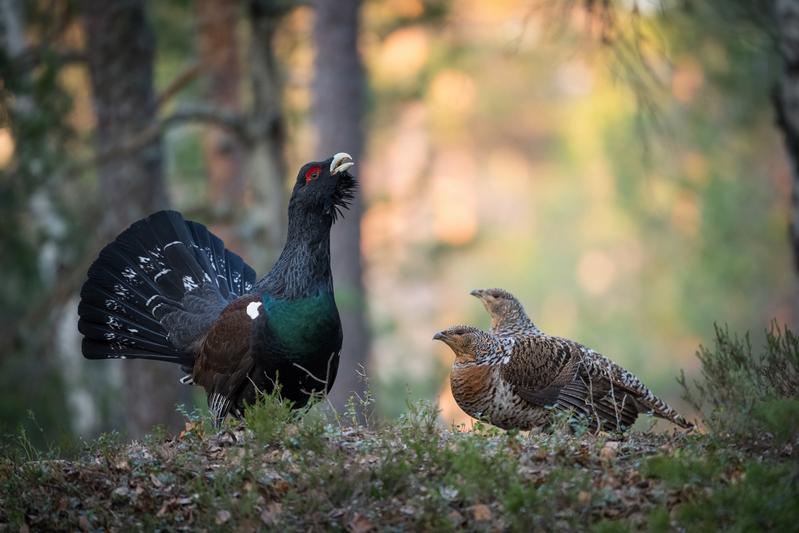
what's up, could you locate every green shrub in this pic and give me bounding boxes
[675,461,799,531]
[679,323,799,441]
[243,387,299,446]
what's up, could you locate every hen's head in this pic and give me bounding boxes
[433,325,490,363]
[470,288,526,324]
[289,152,357,223]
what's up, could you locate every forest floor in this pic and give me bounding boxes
[1,398,797,532]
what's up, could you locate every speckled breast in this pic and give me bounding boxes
[450,363,549,431]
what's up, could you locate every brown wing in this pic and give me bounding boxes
[193,294,261,423]
[502,336,641,430]
[501,335,581,407]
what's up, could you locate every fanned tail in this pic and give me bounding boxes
[78,210,257,368]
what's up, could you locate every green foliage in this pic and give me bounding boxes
[642,454,725,487]
[243,387,300,446]
[2,394,796,531]
[644,452,799,532]
[675,461,799,532]
[679,323,799,442]
[83,430,124,465]
[646,506,671,533]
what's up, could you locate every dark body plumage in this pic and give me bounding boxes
[78,153,356,423]
[435,291,692,431]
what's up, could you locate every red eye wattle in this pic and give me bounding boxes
[305,166,321,183]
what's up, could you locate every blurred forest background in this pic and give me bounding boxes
[0,0,796,448]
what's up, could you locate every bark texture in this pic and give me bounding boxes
[247,0,291,268]
[197,0,246,224]
[776,0,799,276]
[312,0,370,412]
[84,0,187,437]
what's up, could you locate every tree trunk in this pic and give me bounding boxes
[197,0,246,226]
[247,0,291,270]
[84,0,187,438]
[775,0,799,280]
[312,0,370,413]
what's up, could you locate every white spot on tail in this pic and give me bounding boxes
[246,301,262,320]
[164,240,182,249]
[154,268,170,281]
[182,275,199,292]
[113,284,130,298]
[121,267,136,281]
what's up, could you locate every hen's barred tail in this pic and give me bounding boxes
[635,387,693,429]
[77,210,256,367]
[586,351,693,429]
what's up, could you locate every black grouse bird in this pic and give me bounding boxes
[78,153,356,424]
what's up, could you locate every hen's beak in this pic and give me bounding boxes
[433,331,447,342]
[470,289,485,298]
[330,152,355,175]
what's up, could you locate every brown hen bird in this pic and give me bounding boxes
[434,319,692,431]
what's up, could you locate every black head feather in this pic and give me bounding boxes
[330,170,357,222]
[289,154,358,224]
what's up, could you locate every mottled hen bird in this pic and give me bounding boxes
[78,153,356,424]
[470,288,542,336]
[434,319,692,431]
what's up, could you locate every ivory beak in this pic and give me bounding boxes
[330,152,355,175]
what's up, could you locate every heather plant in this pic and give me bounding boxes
[679,323,799,442]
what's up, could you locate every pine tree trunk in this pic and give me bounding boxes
[197,0,246,253]
[84,0,188,438]
[775,0,799,280]
[247,0,290,269]
[197,0,245,223]
[312,0,370,413]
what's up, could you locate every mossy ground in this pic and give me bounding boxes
[1,394,796,532]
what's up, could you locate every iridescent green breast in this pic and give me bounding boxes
[261,291,341,358]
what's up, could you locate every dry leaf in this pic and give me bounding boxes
[468,504,492,521]
[578,490,592,505]
[216,510,232,525]
[260,502,282,525]
[272,479,291,495]
[600,442,619,462]
[348,513,374,533]
[78,515,90,532]
[448,510,464,525]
